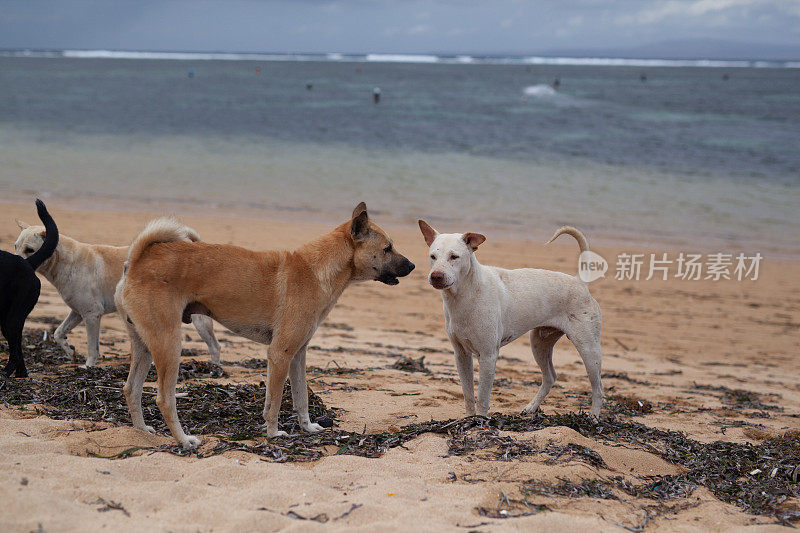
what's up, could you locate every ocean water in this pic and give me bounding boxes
[0,55,798,253]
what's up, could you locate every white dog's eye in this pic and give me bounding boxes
[430,254,436,260]
[449,254,459,260]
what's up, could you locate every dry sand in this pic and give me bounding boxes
[0,200,798,531]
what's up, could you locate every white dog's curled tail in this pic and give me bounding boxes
[546,226,590,253]
[126,217,201,267]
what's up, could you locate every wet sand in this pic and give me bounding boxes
[1,200,798,531]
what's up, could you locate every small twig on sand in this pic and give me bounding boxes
[334,503,363,521]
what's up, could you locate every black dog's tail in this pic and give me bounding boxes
[26,199,59,271]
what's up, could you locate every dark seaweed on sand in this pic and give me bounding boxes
[1,334,799,524]
[391,355,430,374]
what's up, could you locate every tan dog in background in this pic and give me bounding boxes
[14,222,220,366]
[116,203,414,449]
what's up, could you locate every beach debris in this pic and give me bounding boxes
[544,442,607,469]
[322,322,353,331]
[476,490,548,518]
[523,478,615,500]
[90,498,130,517]
[391,356,430,374]
[608,395,654,415]
[316,415,334,428]
[602,372,651,386]
[286,510,328,523]
[2,334,799,524]
[333,503,362,521]
[691,383,782,414]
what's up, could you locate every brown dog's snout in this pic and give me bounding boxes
[399,259,415,277]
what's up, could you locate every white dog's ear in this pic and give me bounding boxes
[418,220,438,246]
[15,219,29,229]
[463,232,486,252]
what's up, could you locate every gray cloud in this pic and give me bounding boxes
[0,0,798,54]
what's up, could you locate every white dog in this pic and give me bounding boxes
[418,221,603,418]
[14,221,220,367]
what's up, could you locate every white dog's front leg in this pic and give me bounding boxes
[452,341,476,416]
[191,314,221,364]
[54,310,82,359]
[81,313,102,367]
[476,350,498,416]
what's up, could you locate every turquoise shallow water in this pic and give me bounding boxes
[0,56,797,253]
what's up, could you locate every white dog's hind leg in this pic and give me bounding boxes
[452,341,476,416]
[191,314,221,364]
[54,310,82,360]
[476,350,498,416]
[522,328,563,415]
[567,323,604,418]
[122,326,155,434]
[288,345,323,433]
[81,312,102,367]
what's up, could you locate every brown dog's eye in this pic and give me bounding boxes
[450,254,459,261]
[384,244,392,254]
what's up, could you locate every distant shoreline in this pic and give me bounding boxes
[1,48,797,68]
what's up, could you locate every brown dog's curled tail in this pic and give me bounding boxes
[126,217,201,267]
[546,226,590,253]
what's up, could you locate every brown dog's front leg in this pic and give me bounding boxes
[262,345,294,438]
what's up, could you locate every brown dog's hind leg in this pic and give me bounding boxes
[148,321,199,449]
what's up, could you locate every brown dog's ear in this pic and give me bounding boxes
[352,202,367,219]
[463,232,486,251]
[418,220,438,246]
[15,219,29,230]
[351,210,370,241]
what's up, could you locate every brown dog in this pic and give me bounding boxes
[116,203,414,449]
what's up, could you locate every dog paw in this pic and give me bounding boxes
[134,424,156,434]
[14,368,29,378]
[521,405,539,415]
[267,430,288,439]
[181,435,201,450]
[301,422,325,433]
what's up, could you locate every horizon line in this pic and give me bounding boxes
[1,48,797,68]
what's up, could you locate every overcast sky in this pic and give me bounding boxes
[1,0,798,54]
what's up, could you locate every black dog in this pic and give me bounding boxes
[0,199,58,377]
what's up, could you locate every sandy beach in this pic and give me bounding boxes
[1,199,798,531]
